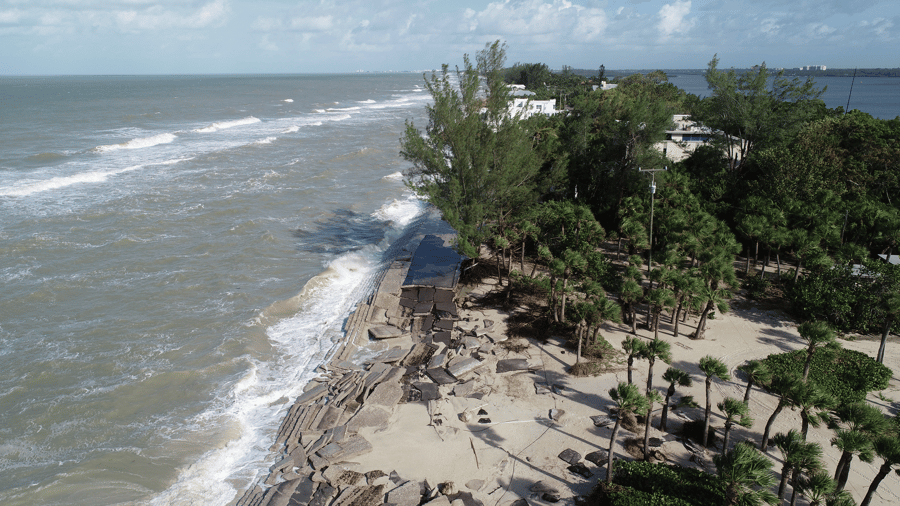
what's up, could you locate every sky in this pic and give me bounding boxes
[0,0,897,75]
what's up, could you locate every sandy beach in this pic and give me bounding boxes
[233,235,900,506]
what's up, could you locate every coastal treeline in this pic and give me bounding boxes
[402,41,900,351]
[400,41,900,505]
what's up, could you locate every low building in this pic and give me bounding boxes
[508,97,559,120]
[655,114,744,163]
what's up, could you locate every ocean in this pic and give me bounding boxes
[0,73,445,505]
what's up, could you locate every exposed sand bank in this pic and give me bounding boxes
[232,239,900,506]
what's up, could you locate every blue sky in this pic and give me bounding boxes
[1,0,897,75]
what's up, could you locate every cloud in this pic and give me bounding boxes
[658,0,693,38]
[463,0,608,42]
[289,15,334,32]
[115,0,229,32]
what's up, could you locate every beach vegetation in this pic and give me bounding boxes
[714,441,779,506]
[659,366,692,432]
[718,397,753,454]
[591,460,726,505]
[699,355,730,448]
[607,382,649,483]
[737,359,771,404]
[400,41,544,260]
[761,347,891,405]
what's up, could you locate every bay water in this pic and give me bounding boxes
[0,73,441,505]
[668,73,900,120]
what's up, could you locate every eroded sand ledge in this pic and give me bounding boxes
[231,236,900,506]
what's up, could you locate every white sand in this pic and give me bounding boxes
[351,279,900,506]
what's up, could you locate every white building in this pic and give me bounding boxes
[508,97,559,120]
[655,114,744,163]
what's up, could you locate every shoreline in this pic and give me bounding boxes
[230,239,900,506]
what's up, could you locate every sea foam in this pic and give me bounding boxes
[95,133,177,152]
[194,117,261,133]
[0,165,143,197]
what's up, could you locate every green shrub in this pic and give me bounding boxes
[762,348,891,404]
[742,274,770,300]
[588,461,726,506]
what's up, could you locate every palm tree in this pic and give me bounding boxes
[786,444,824,506]
[699,355,731,448]
[831,401,890,493]
[640,337,672,394]
[620,278,643,335]
[621,336,646,385]
[718,397,753,454]
[642,390,663,461]
[797,320,838,381]
[738,359,772,405]
[786,381,835,439]
[831,429,876,494]
[659,367,692,432]
[588,296,622,345]
[759,373,803,451]
[794,470,838,506]
[738,212,768,276]
[860,433,900,506]
[606,382,649,483]
[773,430,823,505]
[646,288,676,339]
[691,283,731,340]
[714,441,778,506]
[670,270,701,338]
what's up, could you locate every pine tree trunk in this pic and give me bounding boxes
[630,305,637,334]
[835,453,854,492]
[673,302,682,337]
[789,469,800,506]
[660,386,674,432]
[833,451,851,486]
[878,315,893,363]
[576,327,583,364]
[794,258,803,282]
[703,378,712,447]
[607,419,621,483]
[800,410,810,439]
[860,462,893,506]
[627,357,634,385]
[777,463,791,503]
[693,301,714,339]
[721,421,732,454]
[760,402,784,450]
[643,405,652,461]
[520,241,525,273]
[743,379,754,404]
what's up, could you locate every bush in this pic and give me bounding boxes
[787,260,900,334]
[762,348,891,404]
[742,274,770,300]
[588,461,726,506]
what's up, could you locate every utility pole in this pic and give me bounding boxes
[639,166,668,280]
